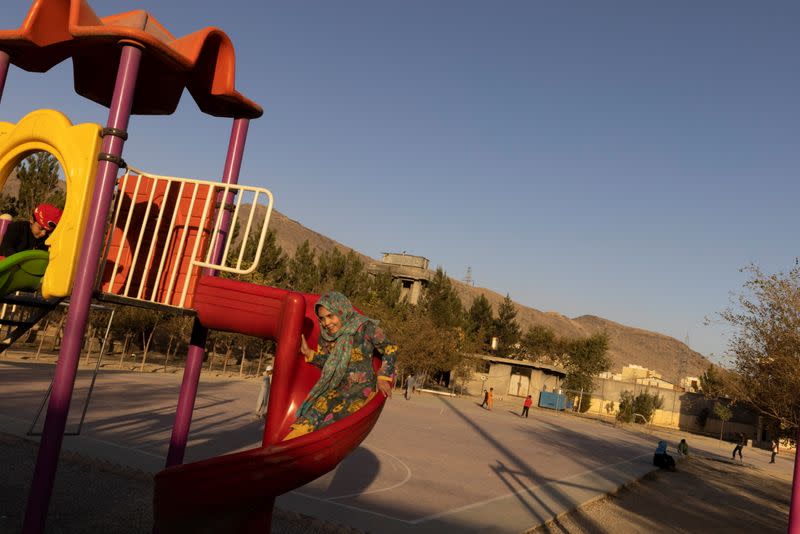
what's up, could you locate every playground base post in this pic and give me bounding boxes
[165,322,207,467]
[789,427,800,532]
[0,50,9,103]
[22,43,143,534]
[165,116,250,468]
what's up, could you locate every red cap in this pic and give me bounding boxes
[33,204,62,231]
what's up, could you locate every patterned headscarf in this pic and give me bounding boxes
[296,292,376,418]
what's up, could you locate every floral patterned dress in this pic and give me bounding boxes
[290,322,397,435]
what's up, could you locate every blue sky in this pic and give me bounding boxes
[1,1,797,362]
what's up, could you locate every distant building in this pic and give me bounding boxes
[634,376,676,389]
[600,364,664,383]
[367,252,433,304]
[464,354,566,398]
[680,376,701,392]
[598,365,700,392]
[621,364,661,381]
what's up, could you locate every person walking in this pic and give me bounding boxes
[770,438,779,463]
[254,365,273,419]
[521,395,532,418]
[732,432,747,461]
[486,387,494,411]
[677,438,689,458]
[404,373,414,400]
[480,389,489,408]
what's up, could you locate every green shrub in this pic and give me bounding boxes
[577,392,592,413]
[696,407,710,428]
[617,390,664,424]
[617,391,635,423]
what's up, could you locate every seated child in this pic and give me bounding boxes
[0,203,62,258]
[653,440,676,471]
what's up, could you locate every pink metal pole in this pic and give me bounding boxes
[789,429,800,532]
[165,322,207,467]
[165,117,250,468]
[23,44,142,534]
[204,118,250,278]
[0,216,11,241]
[0,50,10,103]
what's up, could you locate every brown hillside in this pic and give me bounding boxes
[240,206,372,264]
[2,169,712,381]
[268,209,371,262]
[268,208,712,381]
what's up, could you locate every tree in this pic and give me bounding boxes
[365,271,403,311]
[634,390,664,423]
[521,325,557,360]
[696,407,710,429]
[112,306,162,370]
[699,364,727,398]
[13,151,65,218]
[421,268,464,329]
[391,307,464,388]
[717,264,800,436]
[318,248,371,301]
[561,333,611,393]
[244,228,288,287]
[617,390,663,424]
[466,294,493,351]
[286,240,320,293]
[493,294,521,357]
[617,391,635,423]
[713,401,733,441]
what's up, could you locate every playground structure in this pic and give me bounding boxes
[0,2,389,533]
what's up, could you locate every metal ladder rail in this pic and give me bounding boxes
[0,294,63,354]
[27,306,116,437]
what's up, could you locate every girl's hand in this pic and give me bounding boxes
[300,335,311,358]
[377,379,392,398]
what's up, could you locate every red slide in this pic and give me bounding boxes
[153,276,387,532]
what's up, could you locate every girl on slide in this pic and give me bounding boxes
[286,291,397,439]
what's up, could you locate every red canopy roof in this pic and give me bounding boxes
[0,0,263,119]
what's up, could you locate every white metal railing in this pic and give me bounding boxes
[100,167,274,308]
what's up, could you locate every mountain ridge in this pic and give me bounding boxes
[269,208,712,381]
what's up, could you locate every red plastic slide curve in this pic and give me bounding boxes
[153,276,387,531]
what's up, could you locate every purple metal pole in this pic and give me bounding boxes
[789,429,800,533]
[204,118,250,277]
[0,215,12,242]
[165,117,250,468]
[23,44,142,534]
[0,50,10,104]
[164,321,208,467]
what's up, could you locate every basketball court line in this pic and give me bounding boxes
[288,451,652,526]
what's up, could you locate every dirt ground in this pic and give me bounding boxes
[534,455,790,533]
[0,434,357,534]
[2,432,791,533]
[1,351,793,532]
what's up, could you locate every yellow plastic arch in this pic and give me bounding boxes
[0,109,101,297]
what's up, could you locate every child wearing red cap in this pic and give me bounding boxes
[0,203,62,258]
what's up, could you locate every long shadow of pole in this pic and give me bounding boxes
[436,396,626,531]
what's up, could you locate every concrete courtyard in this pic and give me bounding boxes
[0,357,794,532]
